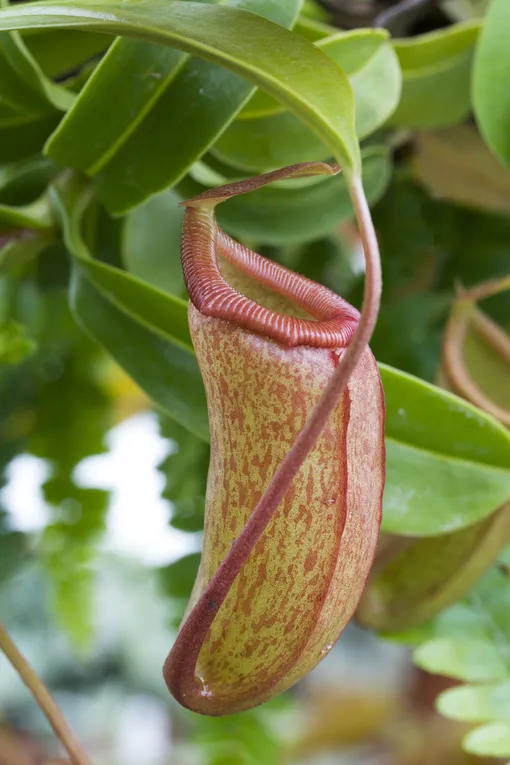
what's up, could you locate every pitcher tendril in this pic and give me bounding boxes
[163,162,385,715]
[443,277,510,428]
[0,621,93,765]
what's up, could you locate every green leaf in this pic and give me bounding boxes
[52,180,192,348]
[158,552,201,601]
[122,188,185,295]
[26,312,112,649]
[369,293,449,383]
[384,439,510,536]
[415,637,509,681]
[42,486,109,649]
[380,364,510,536]
[71,266,209,439]
[0,193,54,230]
[0,319,37,364]
[0,0,359,182]
[238,11,335,119]
[22,29,110,79]
[358,505,510,631]
[500,545,510,567]
[0,510,26,586]
[0,20,74,114]
[473,0,510,168]
[0,113,60,163]
[442,0,489,22]
[214,31,401,170]
[389,20,480,128]
[431,202,510,332]
[397,567,510,762]
[51,176,209,440]
[299,1,330,25]
[0,230,53,274]
[45,0,301,209]
[464,722,510,758]
[158,415,208,532]
[240,27,387,121]
[90,0,304,213]
[178,146,391,246]
[45,37,187,175]
[0,155,58,205]
[437,681,510,722]
[381,357,507,470]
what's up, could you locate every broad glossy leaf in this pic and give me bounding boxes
[0,0,359,179]
[238,11,336,120]
[178,146,391,245]
[0,156,57,205]
[239,27,393,121]
[22,29,109,78]
[389,20,480,128]
[473,0,510,168]
[46,38,186,174]
[294,11,333,39]
[0,113,60,163]
[215,31,401,170]
[380,364,510,536]
[70,267,209,440]
[93,0,303,213]
[46,0,301,195]
[213,111,330,171]
[52,181,191,345]
[51,178,208,440]
[384,440,510,536]
[122,188,184,295]
[0,17,73,113]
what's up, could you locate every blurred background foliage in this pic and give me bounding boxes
[0,0,510,762]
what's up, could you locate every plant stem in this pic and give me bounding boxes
[0,621,93,765]
[164,173,382,710]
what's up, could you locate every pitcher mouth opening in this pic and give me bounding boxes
[181,207,359,349]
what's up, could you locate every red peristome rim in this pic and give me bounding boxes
[181,208,359,349]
